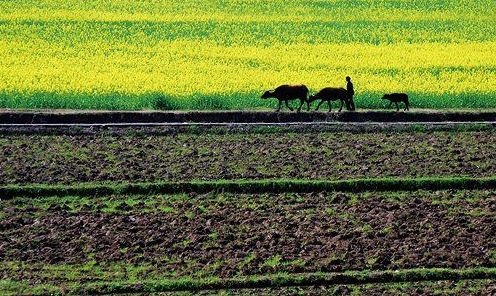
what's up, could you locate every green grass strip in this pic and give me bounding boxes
[2,267,495,295]
[2,176,496,199]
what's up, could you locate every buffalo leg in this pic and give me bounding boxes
[276,100,282,112]
[306,101,311,111]
[285,100,294,111]
[395,102,399,111]
[315,100,324,111]
[404,100,409,111]
[297,99,304,112]
[388,101,393,109]
[328,100,332,112]
[338,100,344,112]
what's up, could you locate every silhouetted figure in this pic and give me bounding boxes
[261,85,309,112]
[346,76,355,111]
[381,93,409,111]
[307,87,348,112]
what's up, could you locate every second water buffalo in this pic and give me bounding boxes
[261,85,309,112]
[382,93,409,111]
[307,87,348,112]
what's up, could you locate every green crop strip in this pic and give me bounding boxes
[1,267,495,295]
[3,176,496,199]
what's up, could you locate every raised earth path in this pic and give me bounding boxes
[1,109,496,124]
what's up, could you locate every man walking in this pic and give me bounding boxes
[346,76,356,111]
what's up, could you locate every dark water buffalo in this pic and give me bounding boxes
[261,84,309,112]
[382,93,409,111]
[307,87,348,112]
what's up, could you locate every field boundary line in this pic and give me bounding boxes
[1,121,496,127]
[2,110,496,125]
[2,267,495,295]
[2,176,496,199]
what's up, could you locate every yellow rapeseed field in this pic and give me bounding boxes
[0,0,495,109]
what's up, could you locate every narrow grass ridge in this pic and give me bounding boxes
[3,176,496,199]
[2,267,495,295]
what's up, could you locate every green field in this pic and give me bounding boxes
[1,0,495,110]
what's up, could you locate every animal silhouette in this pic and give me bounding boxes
[307,87,348,112]
[382,93,409,111]
[261,85,309,112]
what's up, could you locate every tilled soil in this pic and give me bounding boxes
[1,190,494,281]
[1,131,496,184]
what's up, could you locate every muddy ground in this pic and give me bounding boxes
[1,190,494,282]
[1,131,496,184]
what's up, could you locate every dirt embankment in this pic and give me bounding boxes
[1,110,496,124]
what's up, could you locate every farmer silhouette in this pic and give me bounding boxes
[346,76,355,111]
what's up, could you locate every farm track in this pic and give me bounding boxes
[1,130,496,185]
[1,110,496,124]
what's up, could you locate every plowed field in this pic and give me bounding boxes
[1,190,494,282]
[1,131,495,185]
[1,127,496,294]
